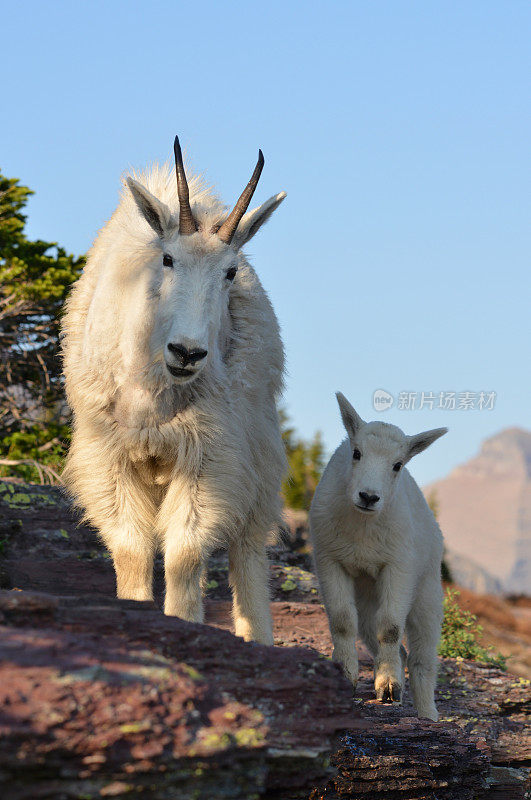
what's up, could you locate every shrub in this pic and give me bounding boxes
[439,588,507,669]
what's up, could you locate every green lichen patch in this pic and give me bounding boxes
[272,564,319,598]
[0,482,58,509]
[194,731,232,753]
[281,579,297,592]
[58,663,174,686]
[119,721,150,734]
[233,727,265,748]
[180,663,204,682]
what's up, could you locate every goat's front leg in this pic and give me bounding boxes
[373,566,413,704]
[163,535,207,622]
[160,478,210,623]
[317,557,359,687]
[229,536,273,646]
[103,475,157,603]
[111,532,155,602]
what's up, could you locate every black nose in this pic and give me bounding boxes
[167,343,208,366]
[359,491,380,506]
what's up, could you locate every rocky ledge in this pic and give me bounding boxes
[0,480,529,799]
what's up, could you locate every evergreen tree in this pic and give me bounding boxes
[280,409,325,510]
[0,171,84,481]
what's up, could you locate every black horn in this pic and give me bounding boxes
[174,135,197,236]
[216,150,264,244]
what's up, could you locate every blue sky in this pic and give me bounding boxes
[2,1,529,485]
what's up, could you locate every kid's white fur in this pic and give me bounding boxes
[310,392,447,720]
[62,156,287,645]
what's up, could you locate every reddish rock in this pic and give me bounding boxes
[0,590,356,799]
[0,480,529,799]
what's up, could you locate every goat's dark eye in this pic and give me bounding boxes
[393,462,402,472]
[163,254,173,267]
[353,449,361,461]
[226,266,237,281]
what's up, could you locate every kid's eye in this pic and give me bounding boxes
[226,266,237,281]
[393,462,402,472]
[353,449,361,461]
[163,254,174,267]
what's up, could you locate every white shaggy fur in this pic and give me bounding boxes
[62,156,287,645]
[310,393,447,720]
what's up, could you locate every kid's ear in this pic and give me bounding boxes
[406,427,448,461]
[127,178,172,238]
[231,192,286,249]
[336,392,365,443]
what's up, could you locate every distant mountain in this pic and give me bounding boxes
[425,428,531,595]
[443,549,504,596]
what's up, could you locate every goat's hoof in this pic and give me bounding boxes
[343,667,359,687]
[418,707,439,722]
[375,681,401,704]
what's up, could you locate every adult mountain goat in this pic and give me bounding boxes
[62,136,287,645]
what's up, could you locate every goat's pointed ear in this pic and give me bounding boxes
[127,178,172,238]
[231,191,286,249]
[336,392,364,442]
[406,427,448,461]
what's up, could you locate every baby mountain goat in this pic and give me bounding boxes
[310,393,447,720]
[62,136,287,645]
